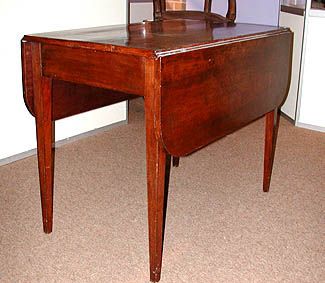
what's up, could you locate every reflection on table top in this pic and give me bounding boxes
[23,19,286,56]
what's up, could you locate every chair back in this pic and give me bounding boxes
[153,0,236,23]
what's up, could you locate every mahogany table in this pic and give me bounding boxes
[21,19,293,282]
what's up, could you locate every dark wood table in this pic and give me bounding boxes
[21,19,293,282]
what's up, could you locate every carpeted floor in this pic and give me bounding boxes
[0,98,324,283]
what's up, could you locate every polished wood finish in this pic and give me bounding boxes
[153,0,236,22]
[264,108,280,192]
[151,0,237,167]
[144,59,169,282]
[31,42,54,233]
[21,19,293,282]
[22,20,284,52]
[22,42,138,120]
[159,31,292,156]
[42,44,145,95]
[172,156,180,167]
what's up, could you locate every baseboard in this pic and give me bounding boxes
[279,112,325,133]
[296,121,325,133]
[280,111,295,125]
[0,119,127,167]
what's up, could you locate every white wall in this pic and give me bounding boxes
[298,15,325,129]
[279,11,305,120]
[130,2,153,23]
[0,0,127,162]
[187,0,280,26]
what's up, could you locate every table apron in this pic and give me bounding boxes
[41,44,146,96]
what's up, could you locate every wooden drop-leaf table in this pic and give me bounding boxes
[21,19,293,282]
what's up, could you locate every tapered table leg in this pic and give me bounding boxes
[145,134,169,282]
[263,108,280,192]
[31,43,54,233]
[172,156,180,167]
[144,59,170,282]
[145,107,169,282]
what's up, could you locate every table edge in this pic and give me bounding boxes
[22,27,291,59]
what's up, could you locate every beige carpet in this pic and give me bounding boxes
[1,98,324,283]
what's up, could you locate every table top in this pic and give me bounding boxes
[23,19,289,57]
